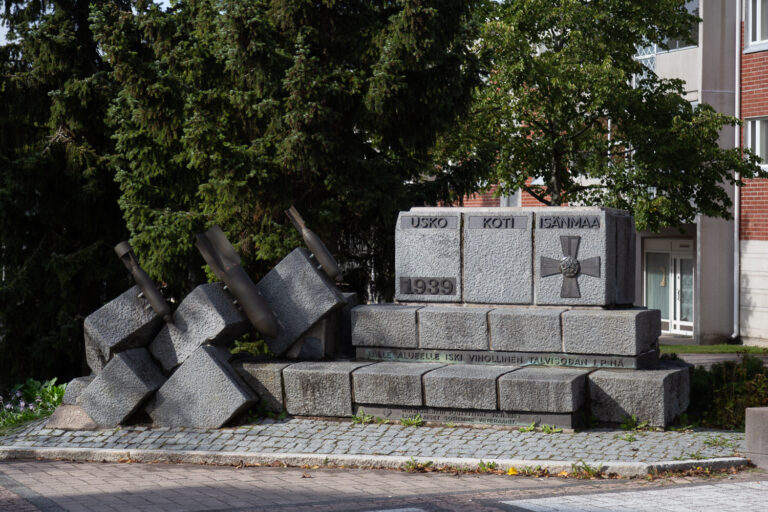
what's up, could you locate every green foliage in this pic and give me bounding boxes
[0,0,129,391]
[541,424,562,434]
[231,333,272,358]
[477,460,497,473]
[620,414,650,431]
[404,457,433,472]
[661,344,768,355]
[615,432,637,443]
[438,0,767,231]
[351,408,374,425]
[570,459,604,479]
[518,421,536,432]
[688,354,768,430]
[0,378,66,431]
[399,414,424,427]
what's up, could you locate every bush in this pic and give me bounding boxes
[0,378,66,431]
[688,354,768,430]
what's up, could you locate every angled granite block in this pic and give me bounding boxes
[463,209,533,304]
[84,285,164,373]
[352,362,444,406]
[423,365,518,410]
[588,362,690,427]
[488,308,565,352]
[62,376,95,406]
[147,346,257,428]
[562,308,660,356]
[533,207,634,306]
[149,282,249,372]
[418,306,489,350]
[78,348,165,427]
[351,304,421,348]
[498,367,589,413]
[395,209,461,302]
[255,248,345,356]
[232,360,291,412]
[283,361,370,417]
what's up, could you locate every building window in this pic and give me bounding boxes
[747,118,768,167]
[663,0,699,51]
[751,0,768,44]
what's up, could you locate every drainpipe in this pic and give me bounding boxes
[732,0,742,342]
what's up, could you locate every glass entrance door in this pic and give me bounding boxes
[644,239,695,335]
[670,256,694,333]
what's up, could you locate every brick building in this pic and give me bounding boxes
[464,1,768,345]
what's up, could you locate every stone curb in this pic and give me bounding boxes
[0,446,748,478]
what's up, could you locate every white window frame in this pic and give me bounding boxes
[747,0,768,52]
[746,117,768,169]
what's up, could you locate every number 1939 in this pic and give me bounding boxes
[400,277,456,295]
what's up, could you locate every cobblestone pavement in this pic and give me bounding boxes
[0,460,765,512]
[0,418,745,463]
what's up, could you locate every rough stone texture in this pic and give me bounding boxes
[588,362,691,427]
[489,308,565,352]
[83,285,163,373]
[615,214,637,305]
[418,306,490,350]
[232,360,291,412]
[533,207,634,306]
[283,362,371,417]
[562,308,661,356]
[423,365,518,410]
[255,248,345,356]
[147,346,257,428]
[44,405,98,430]
[498,367,590,413]
[352,362,444,406]
[351,305,421,348]
[295,317,335,360]
[746,407,768,469]
[463,209,533,304]
[62,376,95,406]
[78,348,165,427]
[335,292,359,357]
[395,209,461,302]
[149,282,250,372]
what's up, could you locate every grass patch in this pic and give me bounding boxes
[660,344,768,355]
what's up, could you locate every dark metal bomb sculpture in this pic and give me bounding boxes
[195,226,279,338]
[285,205,343,282]
[114,241,173,324]
[540,236,601,298]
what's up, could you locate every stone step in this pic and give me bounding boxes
[351,304,661,363]
[235,359,689,429]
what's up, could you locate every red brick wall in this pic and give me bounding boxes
[741,21,768,241]
[462,185,500,207]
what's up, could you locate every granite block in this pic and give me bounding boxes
[351,304,421,348]
[423,365,518,410]
[463,210,533,304]
[45,405,98,431]
[488,308,564,352]
[283,361,371,417]
[746,408,768,470]
[78,348,165,427]
[588,362,691,427]
[498,367,589,413]
[83,285,164,373]
[395,209,461,302]
[232,360,291,412]
[562,308,661,356]
[335,292,359,357]
[149,282,250,371]
[418,306,490,350]
[255,248,345,356]
[352,362,444,406]
[147,346,257,428]
[62,376,95,406]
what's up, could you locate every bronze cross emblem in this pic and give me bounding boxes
[540,236,601,298]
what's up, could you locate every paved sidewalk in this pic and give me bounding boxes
[0,417,747,477]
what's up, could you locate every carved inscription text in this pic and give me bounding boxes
[539,215,600,229]
[400,277,456,295]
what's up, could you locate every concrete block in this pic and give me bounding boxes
[488,308,564,352]
[352,362,444,406]
[232,360,291,412]
[83,285,164,373]
[147,346,257,428]
[498,367,589,413]
[418,306,489,350]
[533,207,634,306]
[45,405,97,430]
[562,308,660,356]
[463,210,533,304]
[588,362,691,427]
[149,282,250,372]
[351,304,421,348]
[423,365,518,410]
[62,376,95,406]
[746,408,768,469]
[395,209,461,302]
[283,361,371,417]
[255,248,345,356]
[78,348,165,427]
